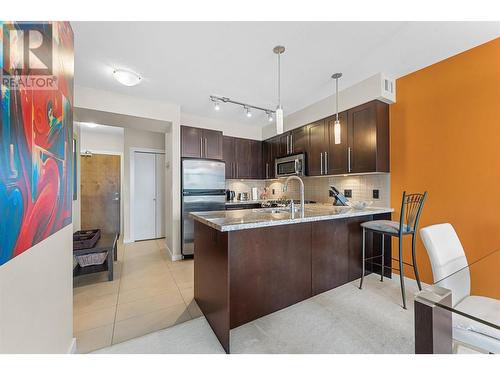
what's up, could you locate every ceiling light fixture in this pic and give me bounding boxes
[274,45,285,135]
[267,112,274,122]
[208,45,286,127]
[212,98,221,111]
[210,95,274,119]
[113,69,142,86]
[331,72,343,145]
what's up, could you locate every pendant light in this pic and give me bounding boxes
[331,73,342,144]
[274,46,285,135]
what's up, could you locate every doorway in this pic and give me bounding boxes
[133,151,165,241]
[81,153,121,234]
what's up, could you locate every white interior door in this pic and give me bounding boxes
[155,153,165,238]
[134,152,156,240]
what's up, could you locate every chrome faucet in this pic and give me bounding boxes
[283,175,305,218]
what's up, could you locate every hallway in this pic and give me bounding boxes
[73,239,198,353]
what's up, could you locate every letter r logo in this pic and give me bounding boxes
[3,23,53,75]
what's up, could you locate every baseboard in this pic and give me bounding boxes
[68,337,77,354]
[166,243,183,262]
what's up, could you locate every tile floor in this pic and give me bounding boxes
[73,239,200,353]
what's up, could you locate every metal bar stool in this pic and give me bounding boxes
[359,191,427,309]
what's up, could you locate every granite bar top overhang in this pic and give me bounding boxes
[191,204,394,232]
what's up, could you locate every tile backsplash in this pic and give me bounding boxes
[226,174,390,207]
[226,179,267,199]
[265,174,390,207]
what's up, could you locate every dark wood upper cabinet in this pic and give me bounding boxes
[290,127,306,155]
[234,138,251,179]
[262,141,271,179]
[276,133,289,158]
[306,120,327,176]
[326,111,348,175]
[181,126,223,160]
[347,101,389,173]
[274,128,307,158]
[224,136,262,179]
[223,136,236,179]
[249,139,263,179]
[181,126,203,158]
[203,128,224,160]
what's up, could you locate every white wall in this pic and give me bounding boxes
[80,124,124,154]
[75,86,182,260]
[181,112,261,140]
[0,225,74,353]
[262,73,395,139]
[123,128,166,243]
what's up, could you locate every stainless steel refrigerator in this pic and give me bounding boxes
[181,159,226,256]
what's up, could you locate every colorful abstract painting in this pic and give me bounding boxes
[0,22,74,266]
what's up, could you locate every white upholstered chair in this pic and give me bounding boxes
[419,223,500,353]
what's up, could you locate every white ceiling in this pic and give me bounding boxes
[72,22,499,127]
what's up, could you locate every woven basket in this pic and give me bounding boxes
[75,252,107,267]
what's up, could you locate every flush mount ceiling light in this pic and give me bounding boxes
[113,69,142,86]
[331,72,343,144]
[209,45,286,133]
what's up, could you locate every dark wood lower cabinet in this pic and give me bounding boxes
[312,219,349,295]
[194,214,391,353]
[229,223,312,328]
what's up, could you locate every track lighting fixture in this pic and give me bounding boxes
[208,44,286,130]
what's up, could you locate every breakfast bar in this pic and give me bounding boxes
[191,204,394,353]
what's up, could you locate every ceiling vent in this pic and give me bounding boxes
[378,74,396,104]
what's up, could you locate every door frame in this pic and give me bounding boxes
[80,150,124,236]
[129,147,166,243]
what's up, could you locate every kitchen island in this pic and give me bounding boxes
[191,204,393,353]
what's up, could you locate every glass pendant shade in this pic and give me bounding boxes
[334,119,341,144]
[276,107,284,134]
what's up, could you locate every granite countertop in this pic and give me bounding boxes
[191,204,394,232]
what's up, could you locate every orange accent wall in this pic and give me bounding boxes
[390,38,500,299]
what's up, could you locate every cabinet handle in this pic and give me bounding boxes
[348,147,352,173]
[320,152,323,175]
[290,134,293,154]
[266,163,269,179]
[325,151,328,174]
[286,135,290,154]
[205,138,208,157]
[200,138,203,157]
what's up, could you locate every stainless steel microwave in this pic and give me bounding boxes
[275,153,305,177]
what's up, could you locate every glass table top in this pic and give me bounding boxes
[417,248,500,336]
